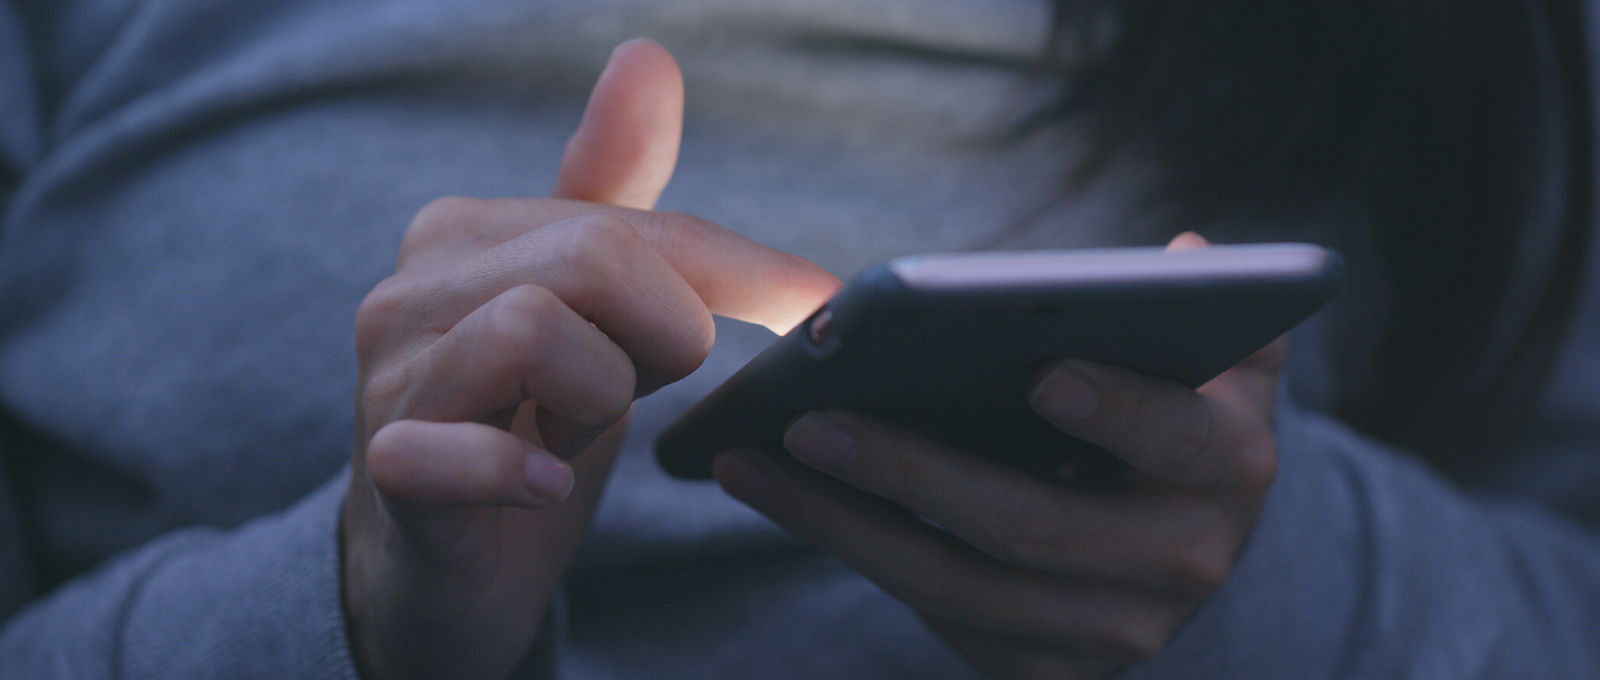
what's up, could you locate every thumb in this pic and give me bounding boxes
[554,38,684,210]
[1164,230,1210,252]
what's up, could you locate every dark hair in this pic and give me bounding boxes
[1046,0,1593,473]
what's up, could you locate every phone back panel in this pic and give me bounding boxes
[657,245,1344,479]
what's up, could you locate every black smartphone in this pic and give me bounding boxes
[655,244,1344,480]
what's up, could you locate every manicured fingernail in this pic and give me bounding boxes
[525,453,574,505]
[1031,363,1099,424]
[712,448,778,507]
[784,411,857,474]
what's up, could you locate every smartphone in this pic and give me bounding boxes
[655,243,1344,480]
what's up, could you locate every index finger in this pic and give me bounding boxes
[548,38,841,331]
[407,198,842,334]
[630,207,842,334]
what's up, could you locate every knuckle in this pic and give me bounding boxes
[353,277,409,362]
[986,496,1071,567]
[537,215,646,301]
[480,286,565,375]
[494,283,567,325]
[561,214,645,268]
[401,196,483,256]
[481,286,636,426]
[412,196,482,226]
[355,273,460,365]
[354,275,456,353]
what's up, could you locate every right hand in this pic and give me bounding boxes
[339,39,840,680]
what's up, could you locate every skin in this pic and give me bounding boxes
[342,38,1281,680]
[340,39,840,680]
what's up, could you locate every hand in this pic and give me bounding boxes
[714,233,1281,679]
[340,40,839,680]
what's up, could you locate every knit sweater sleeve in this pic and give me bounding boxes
[0,2,357,675]
[0,475,363,679]
[0,2,334,674]
[1117,402,1600,679]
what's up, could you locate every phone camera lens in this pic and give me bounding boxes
[808,308,834,346]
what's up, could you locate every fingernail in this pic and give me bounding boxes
[1167,231,1211,252]
[712,449,778,507]
[525,452,574,505]
[1031,364,1099,424]
[784,411,857,475]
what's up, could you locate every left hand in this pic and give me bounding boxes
[713,233,1283,679]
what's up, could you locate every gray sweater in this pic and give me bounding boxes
[2,0,1598,677]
